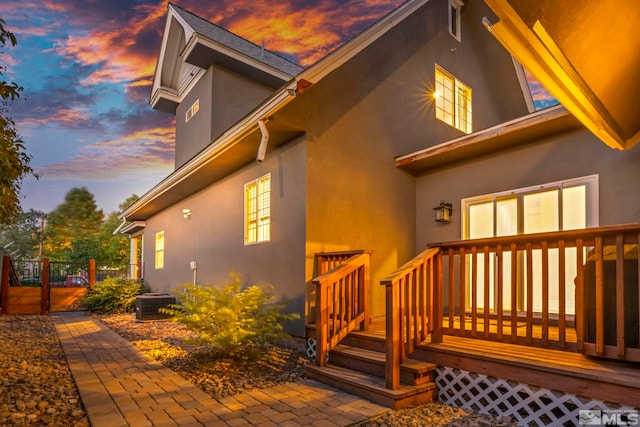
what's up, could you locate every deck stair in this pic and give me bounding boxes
[305,330,437,409]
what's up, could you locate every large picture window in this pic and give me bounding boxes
[155,231,165,269]
[245,174,271,244]
[435,66,472,134]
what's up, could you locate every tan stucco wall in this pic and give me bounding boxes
[274,0,529,317]
[416,127,640,247]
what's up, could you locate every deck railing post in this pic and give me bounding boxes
[432,251,444,343]
[315,279,328,367]
[384,279,400,389]
[361,252,371,331]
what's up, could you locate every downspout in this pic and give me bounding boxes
[256,119,269,163]
[113,215,127,235]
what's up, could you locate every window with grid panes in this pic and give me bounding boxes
[155,231,164,269]
[244,174,271,244]
[435,66,472,134]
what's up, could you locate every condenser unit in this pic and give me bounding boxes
[135,293,175,321]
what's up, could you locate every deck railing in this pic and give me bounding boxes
[381,247,441,389]
[383,223,640,389]
[313,250,371,366]
[433,224,640,363]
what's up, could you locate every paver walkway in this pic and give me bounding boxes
[53,312,387,426]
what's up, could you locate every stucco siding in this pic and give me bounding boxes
[416,127,640,247]
[277,0,529,317]
[175,66,274,169]
[142,136,307,335]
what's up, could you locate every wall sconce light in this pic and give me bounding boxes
[182,208,192,219]
[433,201,453,223]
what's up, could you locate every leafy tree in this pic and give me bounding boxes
[0,209,44,258]
[0,17,33,223]
[44,187,104,261]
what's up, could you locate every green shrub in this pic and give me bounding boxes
[161,275,299,359]
[83,277,148,314]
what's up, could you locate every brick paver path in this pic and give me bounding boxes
[53,312,387,426]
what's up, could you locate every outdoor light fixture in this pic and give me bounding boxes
[182,208,192,219]
[433,201,453,223]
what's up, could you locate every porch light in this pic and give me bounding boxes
[182,208,192,219]
[433,201,453,223]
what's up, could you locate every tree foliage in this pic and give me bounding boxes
[44,187,104,261]
[0,17,32,224]
[0,209,44,258]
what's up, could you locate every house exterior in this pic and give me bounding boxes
[121,0,640,419]
[122,0,534,334]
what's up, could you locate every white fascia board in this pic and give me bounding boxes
[150,5,199,107]
[182,34,295,82]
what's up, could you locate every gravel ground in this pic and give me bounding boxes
[0,313,518,426]
[0,315,88,427]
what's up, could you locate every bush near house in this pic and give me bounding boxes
[83,277,148,314]
[161,275,299,360]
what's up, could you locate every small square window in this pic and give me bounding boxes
[185,99,199,122]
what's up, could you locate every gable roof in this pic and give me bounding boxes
[150,3,303,114]
[122,0,431,222]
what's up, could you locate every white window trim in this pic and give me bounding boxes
[244,173,271,245]
[448,0,464,42]
[154,231,165,270]
[462,175,599,239]
[435,65,472,134]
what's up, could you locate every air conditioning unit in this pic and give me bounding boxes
[135,293,176,321]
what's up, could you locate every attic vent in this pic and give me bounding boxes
[186,99,200,122]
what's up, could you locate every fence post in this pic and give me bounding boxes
[1,256,10,315]
[89,259,96,285]
[41,258,50,315]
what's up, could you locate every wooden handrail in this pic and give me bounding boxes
[429,223,640,250]
[313,251,371,367]
[381,247,440,389]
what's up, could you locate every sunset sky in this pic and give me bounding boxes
[1,0,554,216]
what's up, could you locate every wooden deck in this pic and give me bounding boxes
[414,335,640,408]
[313,316,640,407]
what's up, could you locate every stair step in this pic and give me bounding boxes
[330,344,436,385]
[305,363,436,410]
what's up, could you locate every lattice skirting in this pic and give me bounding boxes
[437,366,639,426]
